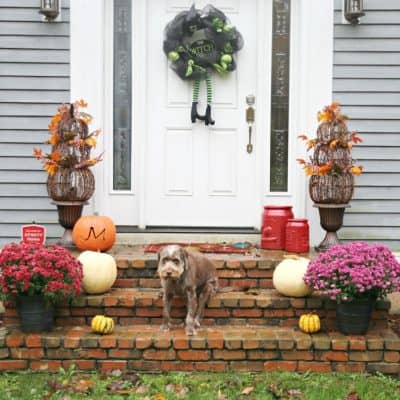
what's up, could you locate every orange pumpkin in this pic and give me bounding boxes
[72,215,116,251]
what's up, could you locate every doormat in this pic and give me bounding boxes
[144,242,254,254]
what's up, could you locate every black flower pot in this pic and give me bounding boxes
[336,298,375,335]
[16,295,55,333]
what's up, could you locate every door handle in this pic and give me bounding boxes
[246,95,255,153]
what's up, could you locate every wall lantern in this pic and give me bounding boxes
[344,0,365,25]
[39,0,60,22]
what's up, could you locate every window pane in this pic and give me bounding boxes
[113,0,132,190]
[270,0,290,192]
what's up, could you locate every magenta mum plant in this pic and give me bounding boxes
[0,243,83,304]
[304,242,400,303]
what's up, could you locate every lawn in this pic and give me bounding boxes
[0,367,399,399]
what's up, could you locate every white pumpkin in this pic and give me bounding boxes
[273,256,312,297]
[78,250,117,294]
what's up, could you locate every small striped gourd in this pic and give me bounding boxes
[91,315,115,334]
[299,313,321,334]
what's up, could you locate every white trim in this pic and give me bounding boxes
[70,0,105,216]
[135,1,148,229]
[260,0,333,244]
[255,0,272,228]
[295,0,334,245]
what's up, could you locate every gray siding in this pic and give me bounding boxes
[0,1,70,246]
[334,0,400,249]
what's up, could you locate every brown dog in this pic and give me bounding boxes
[157,245,218,335]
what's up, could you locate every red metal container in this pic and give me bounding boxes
[285,218,309,253]
[261,205,293,250]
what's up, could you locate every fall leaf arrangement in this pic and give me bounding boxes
[297,102,363,177]
[34,99,103,175]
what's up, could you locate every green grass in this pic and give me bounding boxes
[0,368,399,399]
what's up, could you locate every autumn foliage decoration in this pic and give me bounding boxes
[297,102,363,204]
[34,100,103,202]
[34,100,102,176]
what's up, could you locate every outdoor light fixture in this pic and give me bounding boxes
[344,0,365,25]
[39,0,60,22]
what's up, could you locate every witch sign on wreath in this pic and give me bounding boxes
[163,4,243,125]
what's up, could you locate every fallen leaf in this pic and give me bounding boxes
[124,373,141,385]
[346,392,361,400]
[199,383,210,389]
[111,369,123,377]
[165,383,189,398]
[106,380,129,395]
[136,385,149,394]
[154,393,166,400]
[245,289,260,296]
[241,386,254,395]
[73,379,95,393]
[166,384,175,392]
[267,383,282,400]
[47,380,64,392]
[287,388,303,398]
[176,384,189,398]
[217,389,228,400]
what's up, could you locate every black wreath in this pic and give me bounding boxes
[163,4,244,81]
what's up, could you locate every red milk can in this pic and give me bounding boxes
[285,218,309,253]
[261,205,293,250]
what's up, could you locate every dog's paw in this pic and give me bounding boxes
[185,326,198,336]
[160,324,170,332]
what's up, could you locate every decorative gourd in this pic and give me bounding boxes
[91,315,115,334]
[273,255,312,297]
[299,313,321,333]
[72,215,116,252]
[78,250,117,294]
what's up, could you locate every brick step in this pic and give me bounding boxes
[1,325,399,374]
[113,248,286,289]
[3,288,390,330]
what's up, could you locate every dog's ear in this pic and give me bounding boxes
[180,247,189,270]
[157,247,163,266]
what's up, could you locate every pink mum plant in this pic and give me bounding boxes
[0,243,83,304]
[304,242,400,303]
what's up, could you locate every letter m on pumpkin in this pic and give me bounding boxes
[85,226,106,241]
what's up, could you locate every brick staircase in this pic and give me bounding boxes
[1,246,399,375]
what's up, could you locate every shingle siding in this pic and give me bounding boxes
[1,1,399,248]
[334,0,400,249]
[0,0,69,246]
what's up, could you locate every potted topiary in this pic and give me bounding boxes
[0,242,83,332]
[34,100,103,248]
[304,242,400,335]
[297,102,363,250]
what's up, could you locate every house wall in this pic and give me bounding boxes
[0,0,69,246]
[334,0,400,250]
[0,0,399,249]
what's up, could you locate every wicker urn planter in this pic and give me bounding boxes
[309,173,354,204]
[47,167,95,202]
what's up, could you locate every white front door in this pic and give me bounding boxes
[145,0,265,227]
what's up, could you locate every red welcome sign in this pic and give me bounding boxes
[21,224,46,245]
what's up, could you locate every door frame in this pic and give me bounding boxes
[70,0,333,243]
